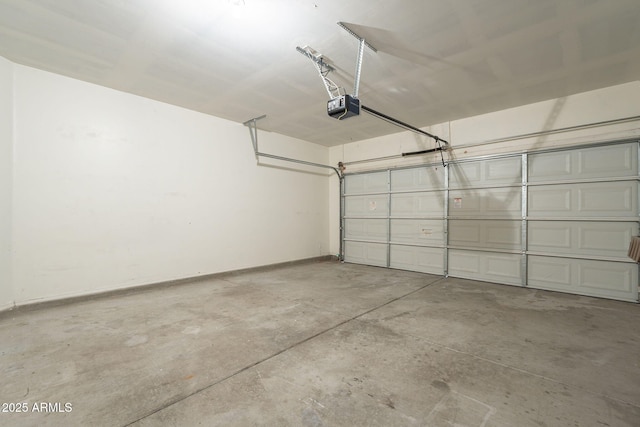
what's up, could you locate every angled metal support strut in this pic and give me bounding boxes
[244,114,266,159]
[296,46,341,99]
[337,21,377,99]
[243,115,342,178]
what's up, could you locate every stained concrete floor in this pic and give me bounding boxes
[1,260,639,427]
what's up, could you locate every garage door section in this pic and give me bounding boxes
[448,156,523,285]
[343,167,447,274]
[343,171,389,267]
[527,143,639,301]
[389,167,446,274]
[342,140,639,302]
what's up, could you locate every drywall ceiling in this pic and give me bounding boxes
[1,0,639,147]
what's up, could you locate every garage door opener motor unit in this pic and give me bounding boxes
[297,22,448,158]
[328,94,360,119]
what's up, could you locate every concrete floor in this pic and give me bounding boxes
[1,260,639,427]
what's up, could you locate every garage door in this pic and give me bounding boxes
[342,140,639,302]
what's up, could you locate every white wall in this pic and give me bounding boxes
[329,82,640,254]
[0,57,13,311]
[11,64,330,306]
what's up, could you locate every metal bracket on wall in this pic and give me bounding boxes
[242,115,343,179]
[244,114,266,160]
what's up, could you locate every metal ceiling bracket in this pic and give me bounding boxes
[353,38,365,98]
[337,22,378,52]
[337,22,378,99]
[296,46,341,98]
[295,46,335,73]
[297,23,378,100]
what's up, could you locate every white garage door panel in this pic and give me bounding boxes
[391,192,445,217]
[449,188,522,218]
[579,183,636,214]
[344,241,387,267]
[528,187,571,215]
[390,245,444,274]
[528,152,571,181]
[528,222,571,251]
[528,181,638,218]
[528,256,638,301]
[390,219,444,246]
[529,143,637,182]
[345,195,389,218]
[449,162,481,188]
[344,219,388,242]
[449,157,521,189]
[449,250,522,285]
[528,257,572,287]
[580,263,636,295]
[528,221,638,258]
[449,220,521,250]
[391,168,445,192]
[344,172,388,194]
[578,143,637,177]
